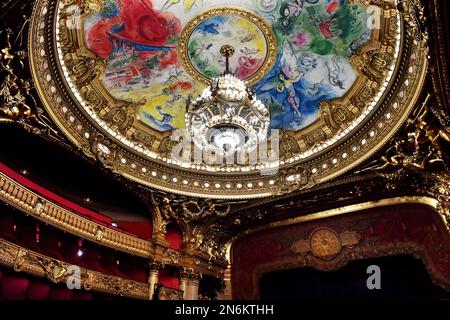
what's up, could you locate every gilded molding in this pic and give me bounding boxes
[0,170,153,257]
[0,171,228,278]
[0,237,149,299]
[226,196,441,262]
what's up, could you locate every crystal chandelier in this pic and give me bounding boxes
[185,45,270,157]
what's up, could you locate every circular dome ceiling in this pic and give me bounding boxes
[30,0,428,199]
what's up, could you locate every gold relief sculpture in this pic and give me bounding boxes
[278,132,302,159]
[156,286,184,300]
[83,271,94,291]
[320,102,357,132]
[0,29,57,135]
[38,258,73,283]
[162,248,182,265]
[310,228,342,258]
[291,228,361,259]
[95,226,105,241]
[0,238,149,299]
[106,106,136,134]
[63,53,106,88]
[60,0,105,16]
[371,94,450,172]
[109,278,134,296]
[13,249,28,273]
[79,85,107,112]
[349,49,393,85]
[397,0,428,42]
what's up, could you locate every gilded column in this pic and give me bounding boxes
[148,262,162,300]
[180,269,201,300]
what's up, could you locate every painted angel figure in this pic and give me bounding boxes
[256,39,304,120]
[278,39,304,119]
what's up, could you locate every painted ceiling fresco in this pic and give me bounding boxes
[84,0,371,132]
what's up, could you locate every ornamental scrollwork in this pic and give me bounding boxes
[370,94,450,172]
[37,258,74,283]
[63,53,106,88]
[291,228,361,260]
[397,0,428,42]
[162,248,182,266]
[60,0,105,16]
[0,28,58,136]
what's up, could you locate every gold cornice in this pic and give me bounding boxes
[225,196,440,262]
[0,237,149,299]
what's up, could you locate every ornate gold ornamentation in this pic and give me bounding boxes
[179,268,202,280]
[0,170,153,257]
[162,248,182,265]
[0,238,149,299]
[156,286,184,300]
[178,7,277,85]
[309,228,342,258]
[291,228,361,259]
[38,258,73,283]
[63,53,106,88]
[371,94,450,172]
[0,29,57,135]
[60,0,105,16]
[13,248,29,272]
[320,102,358,132]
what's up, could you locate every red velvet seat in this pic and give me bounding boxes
[27,282,50,300]
[0,276,30,300]
[72,290,92,300]
[48,287,73,300]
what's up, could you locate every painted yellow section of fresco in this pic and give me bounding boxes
[112,84,204,129]
[237,18,266,51]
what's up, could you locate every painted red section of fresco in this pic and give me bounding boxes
[231,205,450,299]
[86,0,181,59]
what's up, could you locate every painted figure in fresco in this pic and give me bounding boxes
[84,0,372,133]
[143,106,176,131]
[278,40,304,119]
[326,56,344,89]
[258,39,304,119]
[159,0,202,12]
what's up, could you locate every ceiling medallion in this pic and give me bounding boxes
[186,45,270,157]
[29,0,428,199]
[178,6,278,85]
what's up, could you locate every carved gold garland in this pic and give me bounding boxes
[0,237,149,299]
[27,0,429,199]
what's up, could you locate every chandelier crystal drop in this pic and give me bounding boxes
[186,73,270,157]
